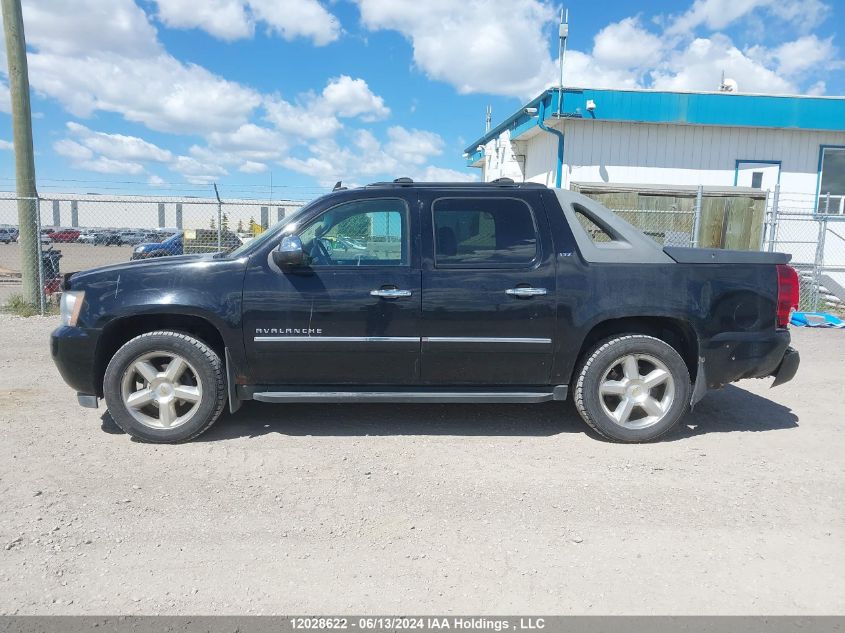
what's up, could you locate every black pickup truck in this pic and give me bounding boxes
[51,180,800,443]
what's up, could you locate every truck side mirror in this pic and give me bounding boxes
[273,235,304,267]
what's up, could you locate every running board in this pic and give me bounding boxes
[252,388,566,404]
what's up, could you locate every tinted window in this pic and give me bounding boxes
[299,198,408,266]
[433,198,538,267]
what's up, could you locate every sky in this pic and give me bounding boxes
[0,0,842,199]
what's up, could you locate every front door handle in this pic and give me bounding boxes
[505,287,547,298]
[370,288,413,299]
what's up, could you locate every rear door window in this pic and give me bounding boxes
[432,198,539,268]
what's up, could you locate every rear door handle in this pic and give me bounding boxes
[505,287,548,298]
[370,288,413,299]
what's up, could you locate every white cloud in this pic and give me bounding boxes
[152,0,340,45]
[592,17,664,70]
[66,122,173,162]
[148,174,166,186]
[0,139,14,151]
[170,155,228,185]
[0,82,11,114]
[23,0,159,57]
[206,123,287,160]
[353,0,557,98]
[322,75,390,121]
[263,96,342,139]
[54,139,94,161]
[384,126,443,165]
[78,157,146,175]
[12,0,262,135]
[54,136,146,174]
[248,0,340,46]
[263,75,388,139]
[753,35,842,77]
[154,0,253,41]
[417,166,478,182]
[28,53,262,135]
[280,125,465,187]
[668,0,830,35]
[351,0,839,98]
[651,35,796,93]
[238,161,269,173]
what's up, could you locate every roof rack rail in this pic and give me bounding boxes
[362,179,548,189]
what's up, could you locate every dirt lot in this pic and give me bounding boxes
[0,242,134,275]
[0,243,133,304]
[0,316,843,615]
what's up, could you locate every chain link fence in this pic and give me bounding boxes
[0,193,306,311]
[768,189,845,315]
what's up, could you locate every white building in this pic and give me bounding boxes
[466,87,845,214]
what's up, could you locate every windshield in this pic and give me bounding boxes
[225,198,322,259]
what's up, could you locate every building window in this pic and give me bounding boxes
[819,147,845,215]
[751,171,764,189]
[433,198,538,267]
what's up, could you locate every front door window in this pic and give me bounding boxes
[299,199,409,266]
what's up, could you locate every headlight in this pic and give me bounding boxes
[60,290,85,327]
[134,245,144,252]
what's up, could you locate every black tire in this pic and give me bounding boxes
[103,331,226,443]
[573,334,691,443]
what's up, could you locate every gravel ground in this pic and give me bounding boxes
[1,316,843,615]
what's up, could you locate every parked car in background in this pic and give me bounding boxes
[0,227,17,243]
[118,231,148,245]
[77,230,102,244]
[131,232,183,259]
[94,231,122,246]
[50,228,82,243]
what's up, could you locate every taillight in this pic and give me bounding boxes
[776,264,799,328]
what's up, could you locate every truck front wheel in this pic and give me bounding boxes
[573,334,691,442]
[103,331,226,443]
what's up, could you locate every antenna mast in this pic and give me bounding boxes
[558,8,569,117]
[485,105,492,133]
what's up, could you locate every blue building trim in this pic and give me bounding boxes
[733,159,782,186]
[465,87,845,159]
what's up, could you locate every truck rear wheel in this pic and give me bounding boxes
[103,331,226,443]
[573,334,690,442]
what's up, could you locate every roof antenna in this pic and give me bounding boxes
[332,181,343,191]
[485,105,492,132]
[558,7,569,117]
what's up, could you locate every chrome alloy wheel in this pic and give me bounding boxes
[120,351,203,430]
[598,353,675,429]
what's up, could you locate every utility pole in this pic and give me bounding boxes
[2,0,39,305]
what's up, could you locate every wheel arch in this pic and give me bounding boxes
[94,312,227,397]
[574,315,699,382]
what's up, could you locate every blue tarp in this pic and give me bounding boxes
[791,312,845,328]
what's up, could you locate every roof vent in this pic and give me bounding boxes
[491,177,515,185]
[393,177,414,184]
